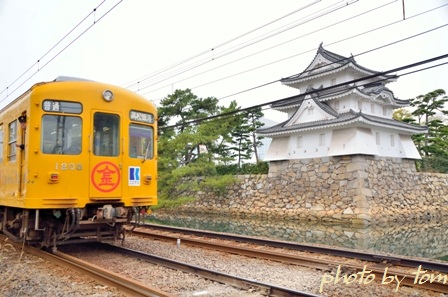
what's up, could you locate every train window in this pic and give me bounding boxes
[93,113,120,156]
[0,124,3,163]
[42,100,82,114]
[129,124,154,159]
[7,121,17,162]
[41,115,82,155]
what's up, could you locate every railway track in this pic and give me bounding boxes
[129,223,448,294]
[1,234,172,297]
[97,243,321,297]
[50,250,173,297]
[2,232,321,296]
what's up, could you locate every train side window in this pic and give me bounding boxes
[93,113,120,156]
[129,124,154,159]
[41,115,82,155]
[0,124,3,163]
[7,121,17,162]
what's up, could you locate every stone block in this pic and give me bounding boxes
[346,162,361,172]
[354,207,369,214]
[319,165,329,172]
[311,204,325,211]
[343,207,354,215]
[361,188,372,197]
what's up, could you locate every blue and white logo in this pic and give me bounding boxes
[129,166,140,186]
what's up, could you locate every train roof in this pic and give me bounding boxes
[53,76,94,82]
[1,76,156,113]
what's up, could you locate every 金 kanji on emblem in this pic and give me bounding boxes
[91,162,121,192]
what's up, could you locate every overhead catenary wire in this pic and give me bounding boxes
[0,0,123,105]
[139,0,396,97]
[132,0,361,94]
[214,22,448,103]
[2,1,446,113]
[121,0,323,89]
[0,1,107,98]
[154,17,448,117]
[142,2,447,106]
[1,0,336,108]
[159,53,448,131]
[156,13,448,123]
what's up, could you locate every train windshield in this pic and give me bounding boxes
[93,113,120,156]
[41,115,82,155]
[129,124,154,159]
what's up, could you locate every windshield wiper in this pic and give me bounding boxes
[142,140,150,163]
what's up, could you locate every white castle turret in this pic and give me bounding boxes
[258,43,426,161]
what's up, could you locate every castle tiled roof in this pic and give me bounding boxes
[272,82,409,111]
[281,43,397,85]
[257,109,427,136]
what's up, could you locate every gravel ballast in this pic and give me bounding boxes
[2,235,448,297]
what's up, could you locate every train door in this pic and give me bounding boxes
[89,111,122,198]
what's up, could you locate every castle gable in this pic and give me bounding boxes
[360,82,409,107]
[285,88,338,127]
[281,43,397,89]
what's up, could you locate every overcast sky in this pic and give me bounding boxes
[0,0,447,120]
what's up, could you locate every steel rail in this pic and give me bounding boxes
[139,223,448,274]
[0,235,173,297]
[52,251,173,297]
[102,243,322,297]
[130,225,448,294]
[133,228,330,270]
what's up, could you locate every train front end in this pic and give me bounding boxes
[1,77,157,248]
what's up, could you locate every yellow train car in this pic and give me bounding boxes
[0,77,157,248]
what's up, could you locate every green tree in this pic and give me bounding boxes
[202,100,241,164]
[399,89,448,173]
[157,89,238,203]
[410,89,448,157]
[246,107,265,163]
[229,111,253,168]
[227,106,265,167]
[158,89,219,163]
[392,108,413,122]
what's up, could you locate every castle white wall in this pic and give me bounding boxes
[264,126,422,161]
[399,134,422,159]
[329,127,379,156]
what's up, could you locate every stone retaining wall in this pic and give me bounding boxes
[173,155,448,225]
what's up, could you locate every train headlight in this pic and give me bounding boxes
[144,174,152,184]
[102,90,114,102]
[48,172,59,183]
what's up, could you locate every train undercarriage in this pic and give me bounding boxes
[0,204,137,250]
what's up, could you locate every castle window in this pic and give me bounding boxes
[319,133,326,146]
[390,135,395,147]
[297,136,302,148]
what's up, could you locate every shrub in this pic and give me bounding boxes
[216,162,268,175]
